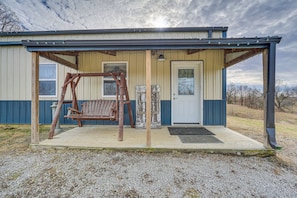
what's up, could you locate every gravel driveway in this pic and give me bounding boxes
[1,150,297,197]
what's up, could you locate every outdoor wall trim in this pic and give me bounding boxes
[0,27,229,37]
[0,41,22,46]
[22,37,281,52]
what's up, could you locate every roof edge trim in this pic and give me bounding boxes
[0,27,228,37]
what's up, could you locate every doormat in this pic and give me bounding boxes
[178,135,223,144]
[168,127,214,135]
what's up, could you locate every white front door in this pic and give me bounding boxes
[171,61,203,125]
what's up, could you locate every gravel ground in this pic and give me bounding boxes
[1,150,297,198]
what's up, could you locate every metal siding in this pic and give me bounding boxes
[0,100,174,126]
[161,100,171,125]
[0,32,212,42]
[0,101,31,124]
[0,46,32,100]
[212,31,223,38]
[203,100,226,125]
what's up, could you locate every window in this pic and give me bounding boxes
[102,62,127,96]
[39,64,57,97]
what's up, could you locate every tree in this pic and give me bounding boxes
[274,80,296,112]
[227,83,237,104]
[0,2,23,33]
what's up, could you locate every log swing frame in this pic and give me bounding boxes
[48,72,134,141]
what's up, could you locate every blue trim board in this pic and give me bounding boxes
[222,31,227,38]
[203,100,226,126]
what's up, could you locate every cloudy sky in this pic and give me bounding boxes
[2,0,297,86]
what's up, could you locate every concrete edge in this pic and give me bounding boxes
[30,144,275,157]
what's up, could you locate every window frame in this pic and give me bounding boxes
[102,61,128,97]
[39,63,57,97]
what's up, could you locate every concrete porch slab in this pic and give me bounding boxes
[32,126,271,155]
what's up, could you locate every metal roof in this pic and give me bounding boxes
[0,27,228,37]
[21,37,282,52]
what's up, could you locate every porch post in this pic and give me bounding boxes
[262,44,279,149]
[146,50,151,147]
[31,52,39,144]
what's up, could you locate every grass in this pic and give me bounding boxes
[0,125,50,153]
[227,104,297,141]
[227,104,297,170]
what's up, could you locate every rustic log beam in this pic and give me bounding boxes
[52,51,79,56]
[123,73,134,128]
[146,50,152,147]
[98,50,117,56]
[48,73,72,139]
[224,49,263,67]
[187,49,206,55]
[224,49,252,54]
[31,52,39,144]
[40,52,78,70]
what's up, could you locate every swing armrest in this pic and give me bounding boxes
[67,107,82,115]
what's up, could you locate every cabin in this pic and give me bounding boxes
[0,27,281,148]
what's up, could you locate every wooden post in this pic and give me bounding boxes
[118,73,125,141]
[146,50,152,147]
[31,52,39,144]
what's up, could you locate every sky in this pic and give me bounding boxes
[2,0,297,87]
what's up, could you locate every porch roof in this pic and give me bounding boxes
[21,37,281,52]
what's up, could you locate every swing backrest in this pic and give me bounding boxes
[81,100,116,117]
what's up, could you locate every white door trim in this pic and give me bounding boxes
[171,61,203,125]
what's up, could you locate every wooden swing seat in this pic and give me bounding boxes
[65,100,117,122]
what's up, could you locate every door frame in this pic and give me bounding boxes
[171,61,204,125]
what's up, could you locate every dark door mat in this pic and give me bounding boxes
[179,135,223,144]
[168,127,214,135]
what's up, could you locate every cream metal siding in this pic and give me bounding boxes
[0,31,223,42]
[0,46,31,100]
[77,50,224,101]
[1,46,224,101]
[0,46,76,100]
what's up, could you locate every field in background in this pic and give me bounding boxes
[227,104,297,169]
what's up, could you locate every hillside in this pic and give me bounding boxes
[227,104,297,170]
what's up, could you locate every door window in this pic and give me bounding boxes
[178,69,194,95]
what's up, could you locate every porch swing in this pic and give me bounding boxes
[48,72,134,141]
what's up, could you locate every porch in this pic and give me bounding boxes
[32,126,271,155]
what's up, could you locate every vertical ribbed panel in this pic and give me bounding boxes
[203,100,226,126]
[161,100,171,125]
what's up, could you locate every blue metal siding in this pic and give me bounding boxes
[222,31,227,38]
[0,100,137,125]
[161,100,171,125]
[203,100,226,125]
[0,101,31,124]
[1,100,226,126]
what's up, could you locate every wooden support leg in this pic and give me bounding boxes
[48,73,71,139]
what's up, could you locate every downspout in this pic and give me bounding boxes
[263,43,280,149]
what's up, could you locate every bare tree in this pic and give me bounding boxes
[227,83,237,104]
[274,80,296,112]
[0,2,23,32]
